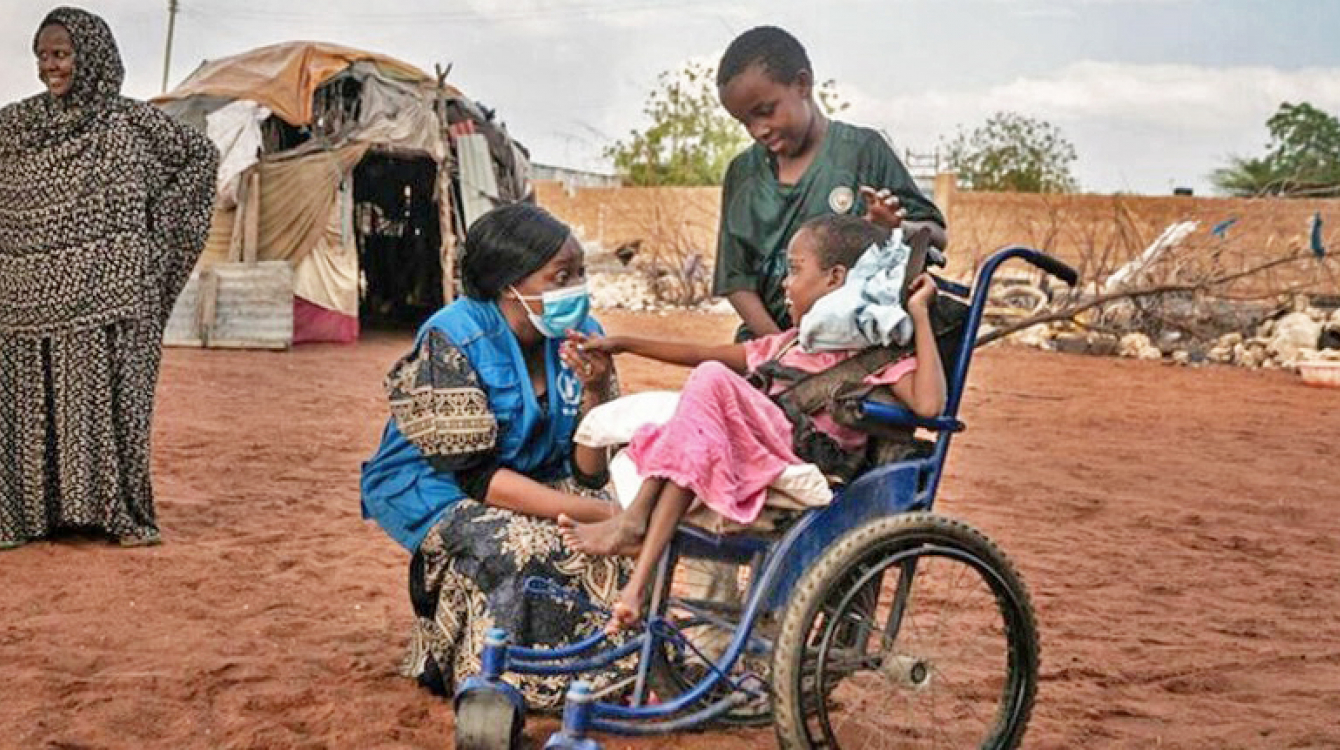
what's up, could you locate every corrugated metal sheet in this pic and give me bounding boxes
[164,261,294,349]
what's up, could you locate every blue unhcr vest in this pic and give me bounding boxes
[360,297,602,551]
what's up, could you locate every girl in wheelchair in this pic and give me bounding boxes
[560,213,946,634]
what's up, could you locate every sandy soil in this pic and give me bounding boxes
[3,309,1339,750]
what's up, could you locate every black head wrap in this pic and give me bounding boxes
[460,203,572,300]
[34,7,125,106]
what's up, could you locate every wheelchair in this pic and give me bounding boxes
[453,245,1078,750]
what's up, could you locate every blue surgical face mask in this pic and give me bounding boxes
[510,282,590,339]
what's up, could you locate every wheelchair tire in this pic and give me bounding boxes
[771,512,1039,750]
[454,689,523,750]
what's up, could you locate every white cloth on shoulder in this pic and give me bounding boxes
[798,228,914,352]
[575,391,833,521]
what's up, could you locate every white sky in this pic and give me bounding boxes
[3,0,1339,195]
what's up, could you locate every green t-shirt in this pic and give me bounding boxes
[712,121,945,341]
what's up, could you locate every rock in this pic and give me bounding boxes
[1171,350,1191,365]
[1010,324,1055,350]
[1119,333,1162,360]
[1257,319,1276,339]
[1268,312,1322,364]
[1156,330,1184,351]
[1218,332,1243,348]
[1086,332,1121,357]
[1052,332,1089,355]
[1236,344,1266,368]
[589,272,656,310]
[1208,345,1234,364]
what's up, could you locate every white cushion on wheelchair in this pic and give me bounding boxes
[574,390,681,448]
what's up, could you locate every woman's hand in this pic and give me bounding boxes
[906,273,937,317]
[860,185,907,230]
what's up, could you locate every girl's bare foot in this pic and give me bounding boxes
[558,513,644,557]
[604,593,642,635]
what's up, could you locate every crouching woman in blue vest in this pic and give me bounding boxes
[361,203,627,707]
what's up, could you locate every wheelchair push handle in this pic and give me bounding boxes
[1021,251,1079,286]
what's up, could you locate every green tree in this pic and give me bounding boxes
[942,111,1078,193]
[606,62,847,186]
[1211,102,1340,197]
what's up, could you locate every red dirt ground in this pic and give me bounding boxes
[3,309,1339,749]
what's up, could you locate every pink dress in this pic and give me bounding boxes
[626,331,917,525]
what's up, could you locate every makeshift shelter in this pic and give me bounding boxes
[155,41,531,347]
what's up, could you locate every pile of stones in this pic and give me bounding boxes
[997,305,1340,371]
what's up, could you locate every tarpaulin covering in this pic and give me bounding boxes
[153,41,452,126]
[202,144,370,269]
[206,99,270,208]
[343,63,447,162]
[292,179,359,317]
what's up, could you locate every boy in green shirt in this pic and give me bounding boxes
[713,26,947,341]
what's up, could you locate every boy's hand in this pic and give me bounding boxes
[860,185,907,230]
[905,273,937,315]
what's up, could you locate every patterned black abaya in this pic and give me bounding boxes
[0,7,219,545]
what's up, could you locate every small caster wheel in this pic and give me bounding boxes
[455,687,524,750]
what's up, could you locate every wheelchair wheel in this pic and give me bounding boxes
[455,688,523,750]
[771,512,1038,750]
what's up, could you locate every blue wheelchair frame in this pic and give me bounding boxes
[455,246,1078,748]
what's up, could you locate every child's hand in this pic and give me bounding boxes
[560,336,614,389]
[860,185,907,230]
[905,273,937,315]
[565,330,624,355]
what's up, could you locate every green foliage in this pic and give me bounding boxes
[605,62,847,187]
[1211,102,1340,197]
[942,112,1078,193]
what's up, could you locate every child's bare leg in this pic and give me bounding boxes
[559,477,664,556]
[608,482,694,634]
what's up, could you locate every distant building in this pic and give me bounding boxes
[532,163,622,193]
[903,148,943,200]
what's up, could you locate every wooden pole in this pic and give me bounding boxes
[160,0,179,94]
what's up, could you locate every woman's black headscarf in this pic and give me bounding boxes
[460,203,572,300]
[35,7,125,105]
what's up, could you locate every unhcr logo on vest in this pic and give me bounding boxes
[557,370,582,417]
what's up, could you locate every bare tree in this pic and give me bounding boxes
[970,197,1338,349]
